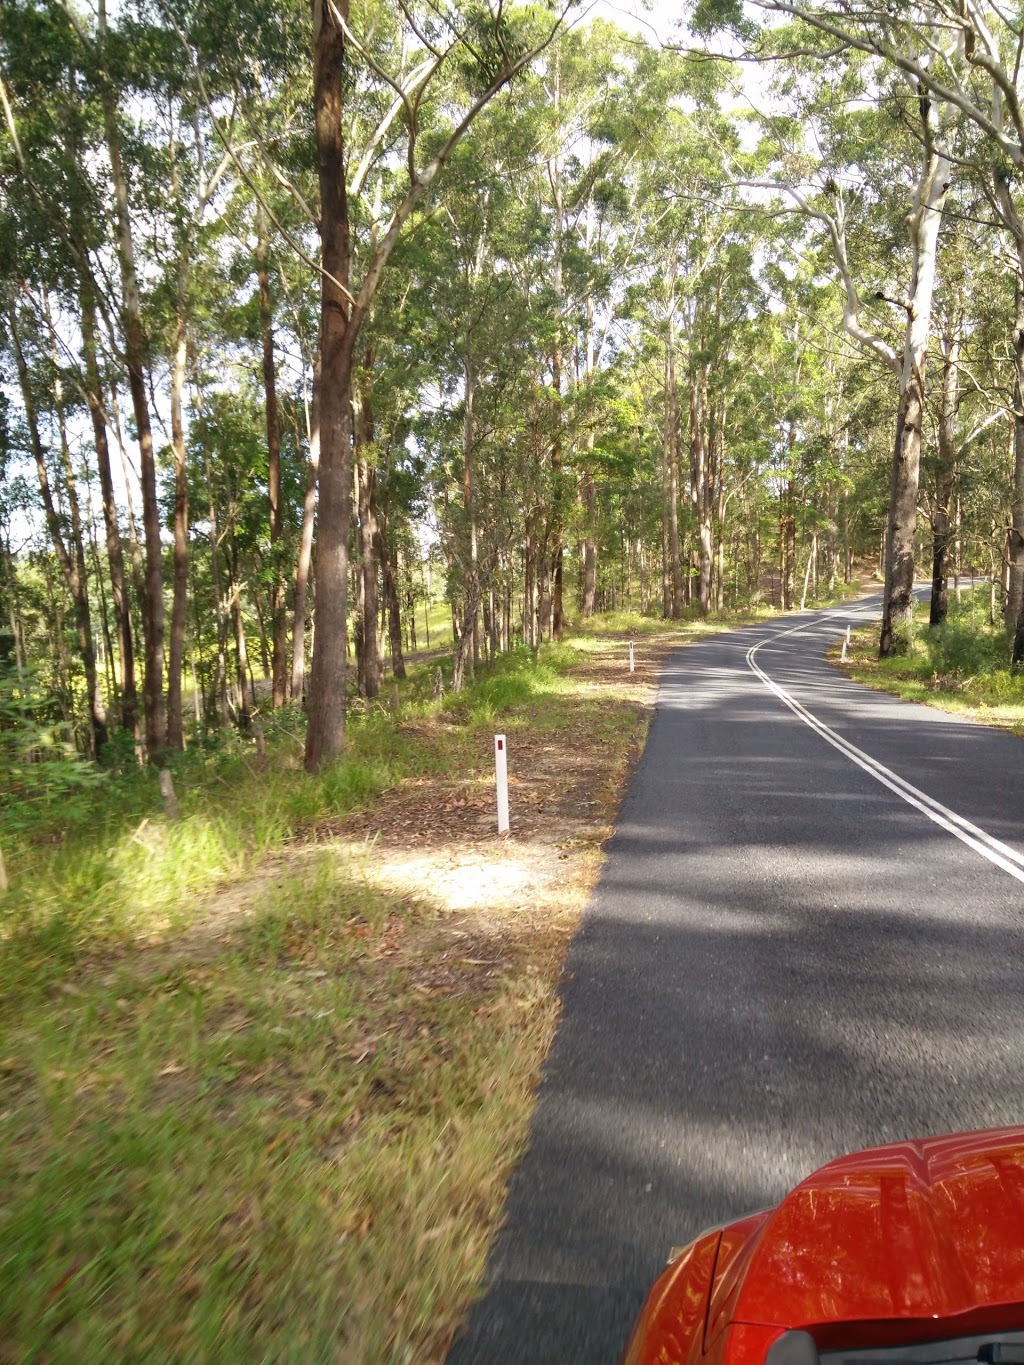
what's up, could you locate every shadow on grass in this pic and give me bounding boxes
[0,848,561,1363]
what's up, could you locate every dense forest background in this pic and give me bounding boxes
[3,0,1023,783]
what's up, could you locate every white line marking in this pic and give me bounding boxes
[746,615,1024,886]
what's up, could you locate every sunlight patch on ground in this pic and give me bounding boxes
[351,849,541,915]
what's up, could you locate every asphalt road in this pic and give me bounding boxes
[447,594,1024,1364]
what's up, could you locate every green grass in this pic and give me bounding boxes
[0,633,626,1363]
[835,586,1024,736]
[1,604,839,1362]
[0,855,555,1363]
[1,705,472,1013]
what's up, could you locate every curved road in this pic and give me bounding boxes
[448,595,1024,1363]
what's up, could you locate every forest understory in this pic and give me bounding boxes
[834,584,1024,741]
[0,618,743,1364]
[12,0,1024,1354]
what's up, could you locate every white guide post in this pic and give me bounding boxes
[841,636,848,662]
[846,625,851,645]
[628,640,635,674]
[495,734,509,834]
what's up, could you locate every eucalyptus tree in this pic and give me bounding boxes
[709,0,1024,654]
[301,0,574,770]
[725,22,955,651]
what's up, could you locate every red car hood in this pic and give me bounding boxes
[708,1125,1024,1344]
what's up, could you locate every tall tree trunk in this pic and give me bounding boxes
[379,520,406,680]
[1006,297,1024,635]
[257,203,288,708]
[582,284,598,616]
[200,430,229,727]
[691,361,713,615]
[80,271,137,735]
[582,470,597,615]
[49,303,108,752]
[166,284,190,750]
[880,130,951,656]
[306,0,355,771]
[524,524,537,646]
[463,328,479,675]
[549,117,565,644]
[8,301,107,754]
[292,351,320,701]
[355,378,379,699]
[661,379,670,618]
[667,332,683,617]
[930,333,959,628]
[99,0,164,754]
[229,539,251,730]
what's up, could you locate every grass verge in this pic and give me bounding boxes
[830,586,1024,738]
[2,614,764,1362]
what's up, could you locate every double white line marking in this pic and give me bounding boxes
[746,616,1024,886]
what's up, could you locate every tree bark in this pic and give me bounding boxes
[257,202,288,708]
[1006,289,1024,634]
[228,540,251,730]
[689,358,712,614]
[292,350,320,702]
[99,0,164,754]
[80,271,137,735]
[355,375,379,700]
[582,469,597,615]
[667,333,683,617]
[379,519,406,680]
[930,333,959,628]
[166,281,190,750]
[661,377,671,618]
[8,301,107,754]
[879,121,951,656]
[306,0,355,770]
[463,328,479,674]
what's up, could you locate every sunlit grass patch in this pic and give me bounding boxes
[832,587,1024,737]
[0,855,562,1362]
[0,613,773,1361]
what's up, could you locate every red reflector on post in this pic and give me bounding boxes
[498,738,503,750]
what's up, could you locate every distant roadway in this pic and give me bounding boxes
[448,592,1024,1363]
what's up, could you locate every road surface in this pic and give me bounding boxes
[448,594,1024,1363]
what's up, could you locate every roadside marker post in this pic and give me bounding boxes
[629,640,635,673]
[846,625,851,645]
[495,734,509,835]
[841,638,847,661]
